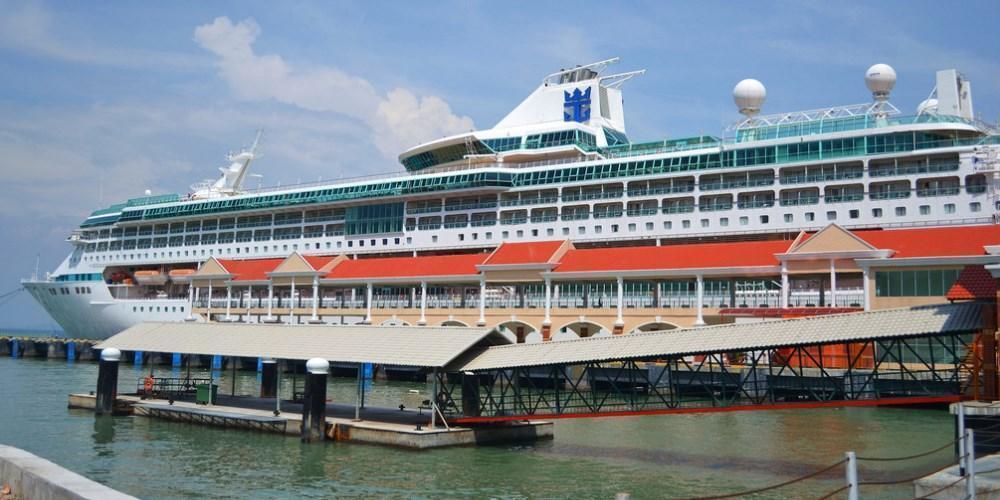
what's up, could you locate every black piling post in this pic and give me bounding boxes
[460,371,481,417]
[301,358,329,443]
[260,358,278,398]
[96,348,121,416]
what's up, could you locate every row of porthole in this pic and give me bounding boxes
[47,286,92,296]
[131,305,185,313]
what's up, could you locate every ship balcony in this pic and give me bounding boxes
[699,178,774,191]
[662,205,696,214]
[916,187,961,197]
[736,200,775,209]
[406,206,442,215]
[824,194,864,203]
[698,203,733,212]
[779,171,864,184]
[499,196,558,207]
[869,191,911,200]
[561,191,623,203]
[869,160,960,177]
[470,219,498,227]
[627,185,694,197]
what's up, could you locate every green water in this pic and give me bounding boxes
[0,356,957,498]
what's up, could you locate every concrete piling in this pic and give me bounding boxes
[96,348,121,416]
[67,341,76,361]
[10,339,20,358]
[301,358,329,443]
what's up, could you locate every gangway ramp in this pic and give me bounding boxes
[439,302,986,422]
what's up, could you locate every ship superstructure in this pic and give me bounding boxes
[23,59,1000,338]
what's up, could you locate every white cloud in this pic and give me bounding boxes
[193,16,475,158]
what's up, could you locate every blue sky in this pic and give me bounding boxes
[1,0,998,329]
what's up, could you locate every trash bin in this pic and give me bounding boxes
[195,384,218,404]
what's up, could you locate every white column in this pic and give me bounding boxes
[246,285,253,322]
[477,278,486,326]
[694,275,705,326]
[207,279,213,321]
[543,278,552,326]
[780,262,789,309]
[365,282,373,324]
[862,267,871,311]
[289,277,296,324]
[615,276,625,327]
[187,284,195,320]
[266,282,274,319]
[829,259,838,308]
[311,276,319,321]
[225,284,232,320]
[418,281,427,325]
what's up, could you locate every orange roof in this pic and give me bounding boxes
[303,255,336,270]
[326,253,488,280]
[554,240,793,273]
[217,258,284,281]
[482,240,566,266]
[854,225,1000,258]
[947,265,997,300]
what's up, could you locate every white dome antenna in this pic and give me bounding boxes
[733,79,766,118]
[865,63,896,117]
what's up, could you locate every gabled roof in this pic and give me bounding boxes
[785,224,878,255]
[947,265,997,301]
[268,253,340,276]
[480,240,570,267]
[552,239,793,274]
[216,258,285,281]
[326,253,489,281]
[854,225,1000,258]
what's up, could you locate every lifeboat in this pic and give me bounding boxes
[168,269,197,284]
[133,270,168,286]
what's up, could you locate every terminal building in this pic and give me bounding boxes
[182,223,1000,343]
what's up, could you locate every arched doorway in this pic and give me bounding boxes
[553,321,611,341]
[441,320,469,327]
[496,320,539,344]
[379,318,410,326]
[630,321,681,334]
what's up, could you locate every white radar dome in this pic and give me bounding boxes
[917,98,939,115]
[865,63,896,99]
[733,79,766,117]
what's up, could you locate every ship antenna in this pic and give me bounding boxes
[32,254,39,281]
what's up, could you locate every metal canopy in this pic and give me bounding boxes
[450,302,983,372]
[97,323,512,368]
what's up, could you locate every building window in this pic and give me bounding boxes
[919,205,930,215]
[875,269,961,296]
[895,207,906,216]
[971,202,982,212]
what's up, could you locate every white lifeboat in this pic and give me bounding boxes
[133,270,168,286]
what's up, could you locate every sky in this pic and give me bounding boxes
[1,0,998,330]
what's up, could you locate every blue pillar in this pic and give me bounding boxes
[66,342,76,362]
[134,351,143,365]
[211,355,222,370]
[10,339,19,358]
[362,362,374,379]
[256,357,263,372]
[172,353,182,367]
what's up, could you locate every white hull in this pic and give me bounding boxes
[22,280,192,339]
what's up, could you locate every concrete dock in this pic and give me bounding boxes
[68,393,553,449]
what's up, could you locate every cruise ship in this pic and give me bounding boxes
[23,58,1000,339]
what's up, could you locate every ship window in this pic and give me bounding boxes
[181,307,185,312]
[920,205,930,215]
[826,211,837,220]
[432,235,438,242]
[646,222,654,230]
[700,219,709,228]
[578,226,585,234]
[971,202,982,212]
[944,204,955,214]
[739,217,748,226]
[783,214,792,223]
[502,231,509,239]
[760,215,769,224]
[458,234,464,241]
[849,209,860,219]
[682,220,691,229]
[663,221,672,230]
[594,226,602,234]
[133,306,137,312]
[562,227,570,235]
[532,229,539,237]
[517,230,524,237]
[872,208,883,218]
[805,212,815,222]
[895,207,906,216]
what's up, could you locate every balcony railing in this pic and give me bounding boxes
[500,196,558,207]
[780,196,820,206]
[824,194,864,203]
[779,171,864,184]
[869,191,910,200]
